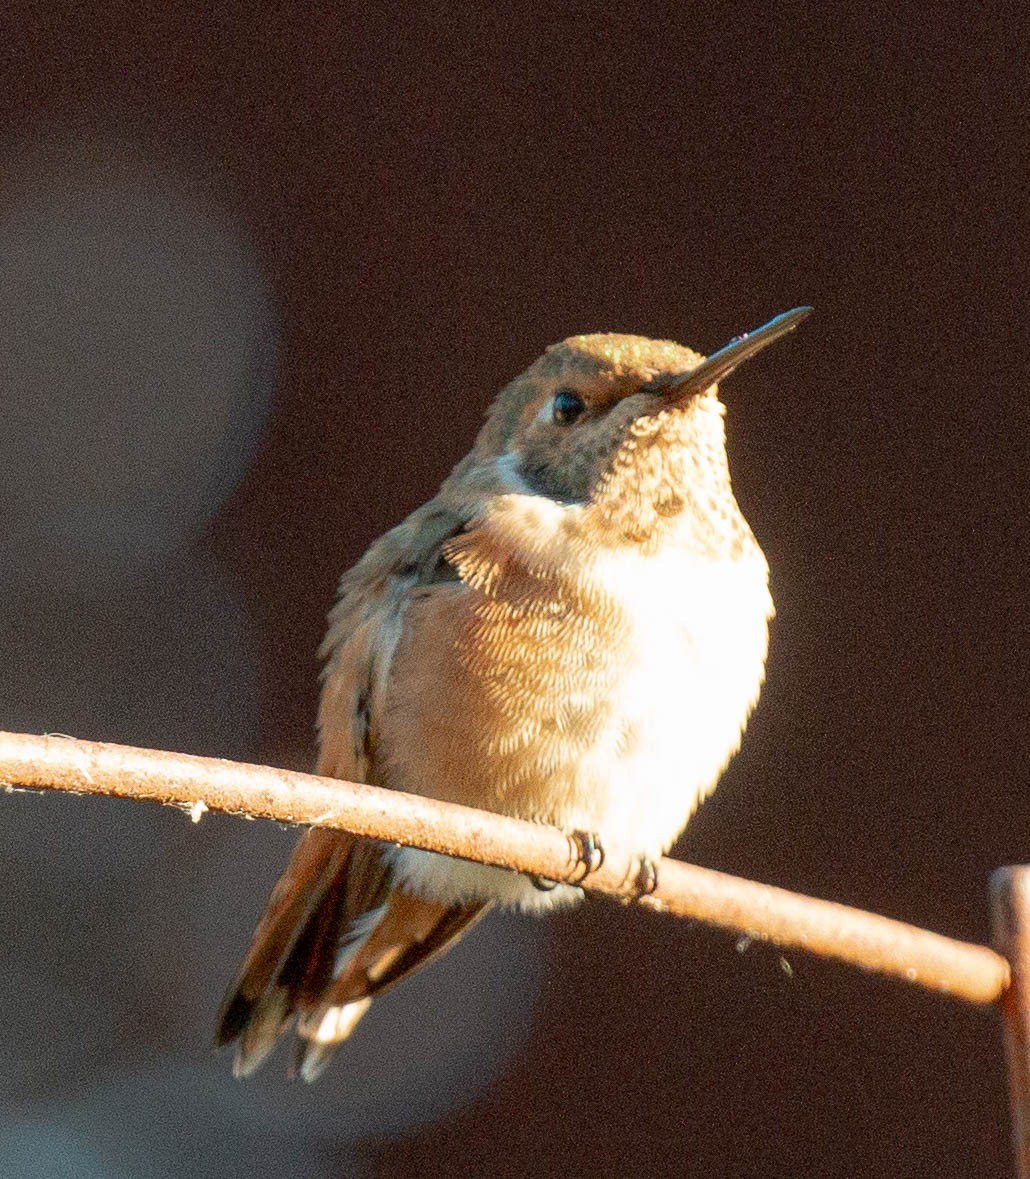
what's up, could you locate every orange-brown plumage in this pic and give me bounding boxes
[217,309,809,1079]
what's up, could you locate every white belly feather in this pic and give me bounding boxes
[386,507,772,912]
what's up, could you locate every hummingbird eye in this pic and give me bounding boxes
[552,387,586,426]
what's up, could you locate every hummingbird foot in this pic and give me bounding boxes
[627,855,659,900]
[564,830,605,884]
[529,829,605,892]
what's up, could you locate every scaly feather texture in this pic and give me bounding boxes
[217,312,808,1078]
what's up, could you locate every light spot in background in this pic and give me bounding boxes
[4,1114,342,1179]
[0,1122,131,1179]
[0,127,267,872]
[0,129,277,591]
[0,126,281,1175]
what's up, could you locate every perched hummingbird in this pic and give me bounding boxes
[216,307,811,1081]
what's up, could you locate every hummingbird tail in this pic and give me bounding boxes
[288,886,490,1081]
[215,829,490,1080]
[214,827,358,1076]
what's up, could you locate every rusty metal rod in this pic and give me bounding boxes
[992,867,1030,1177]
[0,729,1010,1006]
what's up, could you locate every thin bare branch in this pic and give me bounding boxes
[0,729,1010,1006]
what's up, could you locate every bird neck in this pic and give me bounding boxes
[587,411,758,560]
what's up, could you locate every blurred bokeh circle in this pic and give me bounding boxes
[0,129,278,591]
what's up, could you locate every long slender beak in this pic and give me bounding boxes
[665,306,812,400]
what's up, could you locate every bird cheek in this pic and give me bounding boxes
[532,398,555,426]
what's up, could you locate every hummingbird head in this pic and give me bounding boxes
[472,308,810,550]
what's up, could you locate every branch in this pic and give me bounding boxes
[992,869,1030,1176]
[0,729,1009,1006]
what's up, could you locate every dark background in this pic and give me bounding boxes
[1,3,1027,1176]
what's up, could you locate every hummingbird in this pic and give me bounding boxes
[216,306,811,1081]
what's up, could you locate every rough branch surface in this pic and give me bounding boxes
[0,729,1009,1006]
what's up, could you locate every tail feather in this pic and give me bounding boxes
[289,998,372,1083]
[233,987,291,1079]
[215,828,354,1048]
[216,829,491,1079]
[289,891,489,1082]
[229,867,353,1078]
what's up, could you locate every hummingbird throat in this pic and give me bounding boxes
[516,402,753,559]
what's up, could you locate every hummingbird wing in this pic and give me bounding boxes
[216,507,491,1079]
